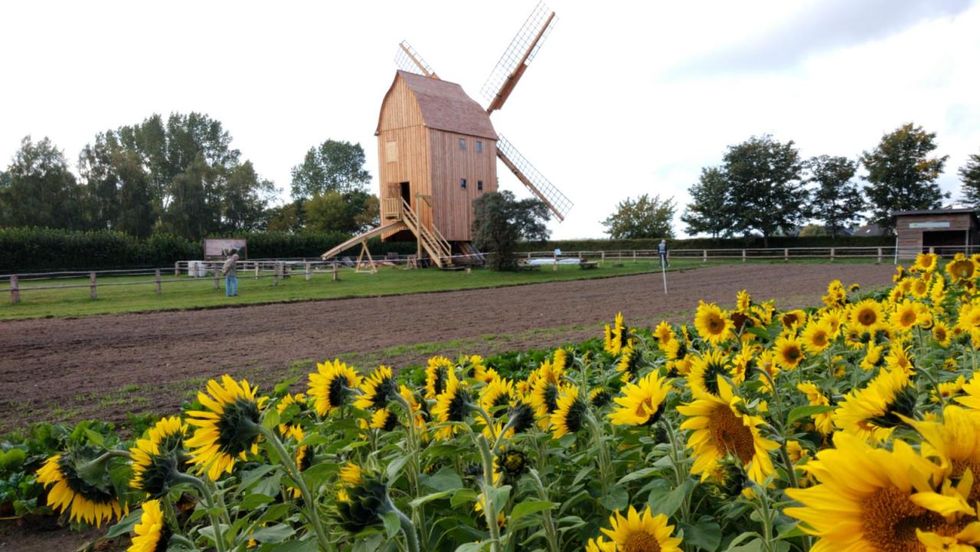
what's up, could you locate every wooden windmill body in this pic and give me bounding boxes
[322,2,572,267]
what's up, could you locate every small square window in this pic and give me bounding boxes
[460,178,467,189]
[475,140,483,153]
[477,180,483,191]
[458,138,466,151]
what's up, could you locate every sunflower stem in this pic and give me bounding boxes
[584,412,612,499]
[392,505,421,552]
[168,533,199,551]
[528,469,560,552]
[473,404,499,443]
[256,425,333,552]
[476,435,502,552]
[757,369,801,489]
[171,473,227,552]
[393,393,426,545]
[663,418,692,524]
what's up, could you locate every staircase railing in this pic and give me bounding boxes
[400,199,451,266]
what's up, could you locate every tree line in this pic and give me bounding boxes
[603,123,980,245]
[0,112,378,240]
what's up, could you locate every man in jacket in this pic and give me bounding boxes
[222,248,240,297]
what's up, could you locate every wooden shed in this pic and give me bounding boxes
[894,208,980,258]
[376,70,498,246]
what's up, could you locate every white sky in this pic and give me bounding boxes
[1,0,978,239]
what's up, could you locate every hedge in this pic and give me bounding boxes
[0,228,418,273]
[514,235,894,252]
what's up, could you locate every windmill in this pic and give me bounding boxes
[322,2,571,267]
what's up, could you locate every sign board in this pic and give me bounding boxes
[909,222,951,229]
[204,238,247,259]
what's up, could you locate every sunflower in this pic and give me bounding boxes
[653,320,675,343]
[586,536,616,552]
[730,346,753,385]
[308,360,361,415]
[934,375,966,403]
[616,341,643,382]
[354,366,398,410]
[914,252,940,273]
[947,253,978,282]
[425,356,454,399]
[609,371,672,426]
[677,377,778,484]
[931,276,947,304]
[505,400,536,434]
[530,364,566,426]
[368,408,399,431]
[955,372,980,412]
[127,499,169,552]
[860,341,885,372]
[910,276,931,298]
[820,309,845,337]
[785,432,948,551]
[185,375,265,481]
[780,309,807,331]
[687,348,730,397]
[335,475,391,533]
[822,280,847,309]
[833,368,916,442]
[599,505,683,552]
[694,301,734,345]
[800,319,832,355]
[464,354,495,383]
[432,371,471,439]
[849,299,886,334]
[550,387,589,439]
[604,312,629,355]
[130,416,186,497]
[589,387,612,408]
[912,405,980,502]
[398,384,428,436]
[36,451,125,527]
[933,321,953,348]
[494,446,529,486]
[736,289,752,313]
[480,377,515,416]
[891,300,921,332]
[796,382,833,435]
[773,334,805,371]
[885,344,914,375]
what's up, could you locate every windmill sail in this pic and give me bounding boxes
[496,135,571,222]
[394,40,437,78]
[481,2,557,113]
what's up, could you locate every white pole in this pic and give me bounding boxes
[661,256,668,294]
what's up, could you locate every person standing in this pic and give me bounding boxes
[658,239,669,268]
[222,248,240,297]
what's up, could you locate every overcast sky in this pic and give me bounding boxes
[1,0,978,239]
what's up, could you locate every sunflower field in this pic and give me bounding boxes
[20,252,980,551]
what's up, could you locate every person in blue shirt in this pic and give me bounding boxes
[658,240,669,268]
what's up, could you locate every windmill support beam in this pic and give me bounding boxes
[497,148,564,222]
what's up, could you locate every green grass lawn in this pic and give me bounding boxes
[0,259,700,320]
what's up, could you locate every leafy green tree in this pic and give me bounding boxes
[601,194,675,239]
[302,191,379,234]
[0,136,85,229]
[959,152,980,207]
[290,140,371,199]
[113,151,155,237]
[798,223,829,237]
[682,166,733,238]
[861,123,948,232]
[266,201,305,232]
[472,191,550,271]
[160,155,210,240]
[806,155,865,238]
[222,161,276,232]
[724,135,807,246]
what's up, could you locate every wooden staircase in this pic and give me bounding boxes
[398,199,452,267]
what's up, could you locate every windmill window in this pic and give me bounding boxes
[475,140,483,153]
[477,180,483,191]
[458,138,466,151]
[460,178,467,189]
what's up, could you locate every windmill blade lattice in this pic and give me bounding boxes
[496,135,572,222]
[394,40,436,78]
[481,2,557,113]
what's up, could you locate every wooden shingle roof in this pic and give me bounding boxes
[379,71,498,140]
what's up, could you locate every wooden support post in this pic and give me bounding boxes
[784,248,789,262]
[741,249,746,263]
[155,269,162,294]
[877,247,883,264]
[929,246,935,254]
[830,248,835,262]
[305,262,311,281]
[9,274,19,304]
[356,242,378,274]
[332,261,339,281]
[702,249,707,263]
[254,262,260,279]
[174,262,180,276]
[274,262,282,286]
[633,250,637,262]
[90,272,97,299]
[600,251,605,266]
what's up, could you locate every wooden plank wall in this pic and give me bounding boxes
[428,131,497,241]
[377,77,430,241]
[896,214,974,251]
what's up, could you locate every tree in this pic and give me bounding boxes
[806,155,865,238]
[682,167,733,238]
[303,191,379,234]
[601,194,675,239]
[0,136,84,229]
[472,191,550,271]
[221,161,276,232]
[113,151,155,237]
[290,140,371,199]
[960,152,980,207]
[861,123,948,232]
[724,135,807,246]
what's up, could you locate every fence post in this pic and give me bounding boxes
[929,246,935,254]
[784,248,789,262]
[633,250,637,262]
[601,251,605,266]
[155,269,162,294]
[741,249,746,263]
[90,272,97,299]
[877,247,883,264]
[254,262,260,279]
[274,262,282,286]
[305,262,312,281]
[332,261,339,281]
[702,249,707,263]
[174,262,179,277]
[830,248,835,262]
[9,274,19,304]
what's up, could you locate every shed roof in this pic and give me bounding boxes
[377,71,498,140]
[893,208,979,217]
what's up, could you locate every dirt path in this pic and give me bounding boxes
[0,263,894,429]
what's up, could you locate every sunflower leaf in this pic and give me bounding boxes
[381,511,401,539]
[509,499,555,522]
[786,405,834,426]
[105,508,141,539]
